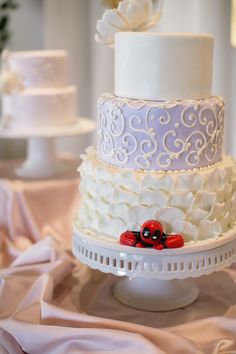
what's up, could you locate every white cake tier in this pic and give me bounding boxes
[2,86,77,128]
[77,147,236,244]
[9,50,68,89]
[115,32,213,101]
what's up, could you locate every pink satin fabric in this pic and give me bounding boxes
[0,159,80,245]
[1,163,236,353]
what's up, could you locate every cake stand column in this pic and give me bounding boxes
[0,117,96,179]
[16,137,60,178]
[113,277,199,311]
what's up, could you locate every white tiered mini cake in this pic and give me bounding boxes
[1,50,77,128]
[76,1,236,247]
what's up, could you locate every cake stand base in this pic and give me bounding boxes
[113,277,199,311]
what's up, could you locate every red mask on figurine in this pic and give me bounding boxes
[140,220,164,245]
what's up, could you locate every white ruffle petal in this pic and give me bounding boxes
[142,174,173,192]
[174,221,198,242]
[94,167,113,182]
[219,211,233,233]
[110,203,128,221]
[138,189,167,208]
[198,219,222,240]
[137,205,159,226]
[113,189,138,205]
[193,191,216,211]
[85,146,96,158]
[155,207,185,233]
[230,195,236,211]
[217,184,233,203]
[114,172,141,193]
[169,191,194,210]
[205,168,227,191]
[175,173,204,192]
[185,208,209,225]
[208,201,230,221]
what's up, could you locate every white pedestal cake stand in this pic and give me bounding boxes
[0,118,95,178]
[72,226,236,311]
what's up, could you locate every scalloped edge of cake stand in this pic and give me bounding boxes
[0,117,95,138]
[72,224,236,280]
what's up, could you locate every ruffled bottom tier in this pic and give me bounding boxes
[77,147,236,244]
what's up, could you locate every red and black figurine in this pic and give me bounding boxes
[120,219,184,250]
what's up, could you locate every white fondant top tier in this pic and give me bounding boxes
[115,32,213,101]
[9,50,68,89]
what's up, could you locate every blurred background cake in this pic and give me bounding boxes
[1,50,77,129]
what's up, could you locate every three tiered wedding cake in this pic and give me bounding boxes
[76,0,236,247]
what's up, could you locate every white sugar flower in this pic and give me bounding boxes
[95,0,162,46]
[0,49,23,94]
[0,70,23,94]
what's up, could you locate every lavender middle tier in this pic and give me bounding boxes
[97,94,224,171]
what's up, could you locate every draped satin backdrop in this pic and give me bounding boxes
[0,0,235,158]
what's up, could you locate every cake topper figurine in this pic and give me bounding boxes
[95,0,163,47]
[120,220,184,250]
[0,49,23,94]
